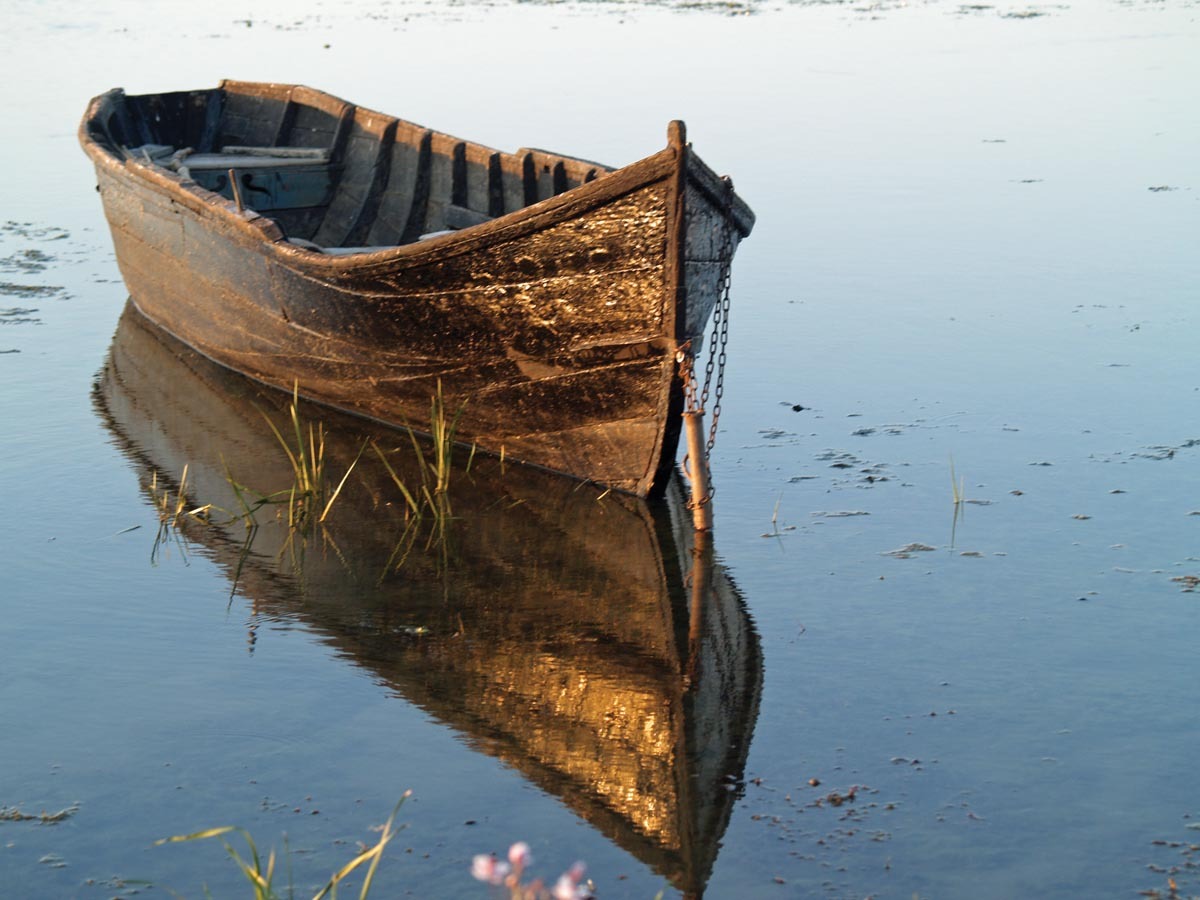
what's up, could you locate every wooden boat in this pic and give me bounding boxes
[94,302,764,897]
[80,81,755,497]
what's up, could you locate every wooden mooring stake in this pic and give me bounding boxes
[227,168,244,212]
[683,409,713,532]
[684,527,713,688]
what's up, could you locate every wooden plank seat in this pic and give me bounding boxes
[183,146,331,170]
[153,146,336,211]
[124,144,331,170]
[122,144,334,210]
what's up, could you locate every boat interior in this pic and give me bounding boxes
[88,81,611,254]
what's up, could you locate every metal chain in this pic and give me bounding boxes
[674,175,737,508]
[677,344,701,414]
[701,178,735,456]
[675,177,736,507]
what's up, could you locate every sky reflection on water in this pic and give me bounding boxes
[1,1,1198,897]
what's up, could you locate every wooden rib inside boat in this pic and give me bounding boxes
[93,302,763,896]
[80,81,755,497]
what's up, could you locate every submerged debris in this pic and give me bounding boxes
[1,803,79,824]
[0,282,60,299]
[0,248,52,274]
[758,428,791,440]
[825,786,859,806]
[1134,440,1200,462]
[2,221,69,242]
[0,306,41,325]
[882,543,937,559]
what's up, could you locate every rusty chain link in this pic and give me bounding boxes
[677,344,701,414]
[677,176,736,507]
[701,176,735,457]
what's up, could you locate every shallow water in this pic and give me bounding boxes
[3,1,1199,897]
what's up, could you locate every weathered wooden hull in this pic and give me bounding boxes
[81,82,754,497]
[94,303,763,895]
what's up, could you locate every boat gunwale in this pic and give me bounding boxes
[80,86,754,278]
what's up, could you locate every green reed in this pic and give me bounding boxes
[155,793,409,900]
[403,379,469,497]
[257,384,365,533]
[149,383,471,579]
[950,456,965,505]
[364,383,472,577]
[372,437,455,576]
[149,464,215,564]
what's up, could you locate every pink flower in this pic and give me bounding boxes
[508,841,533,869]
[551,861,590,899]
[470,854,511,885]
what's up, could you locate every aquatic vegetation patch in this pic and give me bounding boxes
[1134,439,1200,462]
[0,283,62,299]
[0,248,53,274]
[812,449,895,487]
[419,378,469,497]
[1,221,69,242]
[143,382,472,582]
[737,778,903,894]
[0,306,42,325]
[158,812,604,900]
[758,427,793,441]
[370,380,474,572]
[157,793,409,900]
[819,449,861,470]
[0,803,79,824]
[0,222,89,320]
[255,384,366,534]
[1141,816,1200,899]
[82,875,151,894]
[150,465,213,565]
[882,542,938,558]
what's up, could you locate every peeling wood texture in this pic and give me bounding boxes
[80,81,755,497]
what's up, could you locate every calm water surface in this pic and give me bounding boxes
[2,1,1198,897]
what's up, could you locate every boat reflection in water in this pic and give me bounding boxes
[94,302,763,898]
